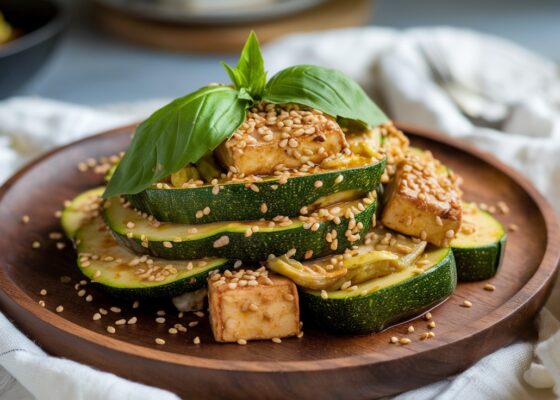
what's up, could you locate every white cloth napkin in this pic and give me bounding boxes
[0,26,559,399]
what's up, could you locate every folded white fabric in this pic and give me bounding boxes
[265,27,560,399]
[0,26,559,399]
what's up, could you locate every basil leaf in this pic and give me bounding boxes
[263,65,388,128]
[103,86,247,198]
[222,31,266,98]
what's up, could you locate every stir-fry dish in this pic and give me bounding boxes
[62,33,507,344]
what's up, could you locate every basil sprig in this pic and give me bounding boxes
[104,32,388,198]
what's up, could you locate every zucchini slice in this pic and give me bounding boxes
[299,247,457,334]
[126,158,385,224]
[451,203,507,281]
[61,187,104,239]
[104,192,378,262]
[76,217,230,298]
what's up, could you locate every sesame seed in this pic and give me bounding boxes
[21,215,30,223]
[260,203,268,213]
[508,224,519,232]
[99,308,108,315]
[93,313,101,321]
[399,338,411,345]
[193,336,201,345]
[32,241,41,249]
[115,319,126,326]
[110,307,121,313]
[334,175,344,184]
[320,290,328,299]
[132,301,140,309]
[39,289,47,296]
[38,300,46,307]
[213,235,230,248]
[168,328,178,334]
[297,331,304,338]
[163,241,173,248]
[484,284,496,291]
[157,310,166,316]
[107,326,116,334]
[237,339,247,345]
[127,317,137,325]
[155,338,166,345]
[424,312,432,320]
[126,221,135,229]
[189,321,199,327]
[55,305,64,313]
[156,317,166,324]
[462,300,473,308]
[272,337,282,344]
[85,295,93,302]
[390,336,399,344]
[314,180,323,188]
[428,321,436,329]
[407,325,415,333]
[78,289,86,297]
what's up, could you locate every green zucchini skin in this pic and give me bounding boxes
[299,249,457,334]
[106,201,378,263]
[453,234,507,281]
[451,203,507,281]
[126,159,385,224]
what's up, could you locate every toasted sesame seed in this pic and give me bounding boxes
[21,215,30,223]
[213,235,230,248]
[462,300,473,308]
[272,337,282,344]
[193,336,201,345]
[390,336,399,344]
[407,325,415,333]
[107,326,116,334]
[484,283,496,291]
[399,338,411,345]
[428,321,436,329]
[55,305,64,313]
[420,332,430,340]
[424,312,432,320]
[155,338,165,345]
[237,339,247,345]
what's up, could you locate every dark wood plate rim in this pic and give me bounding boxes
[0,122,558,373]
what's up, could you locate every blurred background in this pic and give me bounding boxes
[1,0,559,104]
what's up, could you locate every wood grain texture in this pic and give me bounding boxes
[92,0,370,53]
[0,123,558,399]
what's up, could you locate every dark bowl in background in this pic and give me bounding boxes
[0,0,68,98]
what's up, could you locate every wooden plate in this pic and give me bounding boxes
[0,123,558,399]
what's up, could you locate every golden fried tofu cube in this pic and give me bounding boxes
[215,106,347,176]
[208,269,300,343]
[381,153,462,247]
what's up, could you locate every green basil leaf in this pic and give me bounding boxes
[263,65,388,128]
[103,85,247,198]
[222,31,266,98]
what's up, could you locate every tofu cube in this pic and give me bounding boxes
[208,268,300,343]
[381,152,462,247]
[215,106,347,176]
